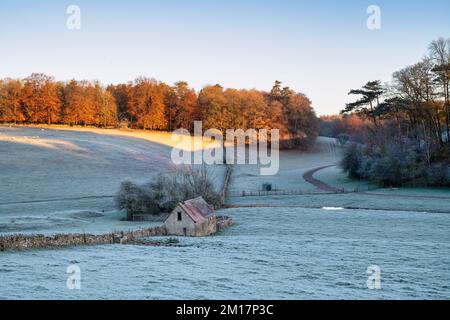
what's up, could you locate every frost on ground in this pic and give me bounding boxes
[228,137,341,196]
[313,165,376,192]
[0,126,224,234]
[1,127,450,299]
[228,192,450,213]
[315,165,450,196]
[1,207,449,299]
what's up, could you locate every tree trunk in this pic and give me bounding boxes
[446,80,450,144]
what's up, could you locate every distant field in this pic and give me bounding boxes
[228,136,341,196]
[315,165,450,196]
[227,138,450,213]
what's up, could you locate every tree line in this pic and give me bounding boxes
[0,74,117,127]
[340,38,450,187]
[0,77,318,149]
[319,114,370,144]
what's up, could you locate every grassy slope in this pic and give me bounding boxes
[0,125,225,234]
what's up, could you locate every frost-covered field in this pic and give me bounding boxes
[1,127,450,300]
[229,192,450,213]
[0,126,224,234]
[1,207,449,300]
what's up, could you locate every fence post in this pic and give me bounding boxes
[220,165,233,206]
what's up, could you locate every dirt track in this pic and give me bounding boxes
[302,165,341,192]
[303,165,450,200]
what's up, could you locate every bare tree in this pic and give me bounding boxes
[429,38,450,143]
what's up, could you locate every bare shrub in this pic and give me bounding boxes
[115,165,221,220]
[152,165,221,211]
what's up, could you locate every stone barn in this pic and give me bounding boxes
[164,197,217,237]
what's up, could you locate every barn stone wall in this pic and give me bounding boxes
[164,206,197,236]
[194,216,217,236]
[165,205,218,237]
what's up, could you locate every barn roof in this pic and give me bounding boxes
[179,197,214,223]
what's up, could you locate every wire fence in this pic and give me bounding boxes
[230,189,341,198]
[230,186,381,198]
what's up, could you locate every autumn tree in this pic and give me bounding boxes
[42,80,62,124]
[232,89,268,130]
[198,84,229,132]
[108,83,133,124]
[165,81,197,131]
[267,81,318,148]
[61,80,94,125]
[131,78,168,130]
[94,83,117,127]
[220,89,242,129]
[319,115,368,142]
[0,79,24,123]
[21,74,61,124]
[284,92,319,148]
[61,80,80,125]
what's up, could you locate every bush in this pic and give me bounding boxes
[370,142,422,186]
[115,165,221,220]
[340,143,364,179]
[340,139,437,187]
[115,181,160,220]
[426,164,449,187]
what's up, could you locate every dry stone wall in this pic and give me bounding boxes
[0,226,167,252]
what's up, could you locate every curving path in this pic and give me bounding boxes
[303,165,450,200]
[302,165,341,192]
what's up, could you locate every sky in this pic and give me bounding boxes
[0,0,449,115]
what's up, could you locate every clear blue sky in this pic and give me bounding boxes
[0,0,449,115]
